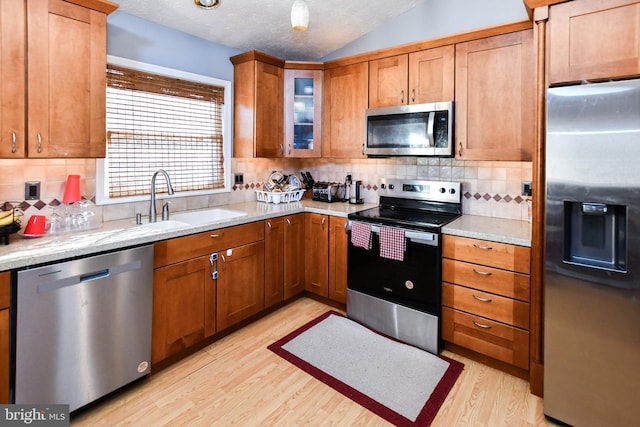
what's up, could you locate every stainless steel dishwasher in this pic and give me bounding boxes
[14,244,154,412]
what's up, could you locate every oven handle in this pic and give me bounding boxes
[347,221,439,246]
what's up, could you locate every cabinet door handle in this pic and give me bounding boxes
[472,294,492,303]
[411,89,415,103]
[37,132,43,153]
[288,144,292,155]
[321,216,326,230]
[210,232,225,238]
[11,131,17,153]
[266,221,272,233]
[361,143,365,156]
[400,90,404,104]
[473,244,493,251]
[221,254,226,270]
[280,144,284,155]
[344,221,348,234]
[286,218,291,226]
[472,320,492,329]
[458,141,462,157]
[472,268,492,276]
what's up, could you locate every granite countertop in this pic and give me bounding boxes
[0,200,376,271]
[442,215,532,247]
[1,202,531,271]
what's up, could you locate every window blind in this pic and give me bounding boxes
[106,65,225,198]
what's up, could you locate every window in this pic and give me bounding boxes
[96,56,231,205]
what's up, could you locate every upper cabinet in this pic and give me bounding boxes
[323,62,368,158]
[231,51,285,158]
[548,0,640,84]
[0,0,26,158]
[369,46,455,108]
[455,30,534,161]
[284,64,323,158]
[1,0,116,159]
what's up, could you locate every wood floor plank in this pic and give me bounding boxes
[71,297,556,426]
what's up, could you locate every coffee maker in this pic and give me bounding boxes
[349,179,363,204]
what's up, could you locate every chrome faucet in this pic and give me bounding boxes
[149,169,174,222]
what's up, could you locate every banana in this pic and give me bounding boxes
[0,211,19,227]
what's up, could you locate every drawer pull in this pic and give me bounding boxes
[472,320,492,329]
[472,268,492,276]
[473,244,493,250]
[210,233,225,238]
[472,294,492,303]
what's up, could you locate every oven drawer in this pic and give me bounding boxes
[442,258,530,301]
[442,283,529,329]
[442,235,531,274]
[442,306,529,370]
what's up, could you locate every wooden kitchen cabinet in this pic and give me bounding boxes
[216,240,265,331]
[264,214,305,308]
[548,0,640,84]
[328,216,348,304]
[231,51,285,158]
[0,271,9,403]
[152,256,215,364]
[1,0,115,159]
[369,46,455,108]
[455,30,534,161]
[305,213,329,297]
[304,213,348,304]
[284,65,323,158]
[152,221,264,363]
[323,62,368,158]
[0,0,26,158]
[441,235,531,372]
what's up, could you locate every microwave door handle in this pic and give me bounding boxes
[427,111,435,147]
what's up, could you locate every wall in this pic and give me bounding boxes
[0,1,532,226]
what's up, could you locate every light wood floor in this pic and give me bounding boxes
[72,297,557,426]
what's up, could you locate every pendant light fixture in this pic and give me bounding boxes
[194,0,220,9]
[291,0,309,31]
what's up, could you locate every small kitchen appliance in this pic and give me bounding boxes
[347,179,461,353]
[312,182,346,203]
[365,101,454,157]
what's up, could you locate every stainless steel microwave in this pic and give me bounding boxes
[364,101,454,157]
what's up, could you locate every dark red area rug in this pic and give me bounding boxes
[268,311,464,427]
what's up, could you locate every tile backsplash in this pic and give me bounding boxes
[0,157,532,223]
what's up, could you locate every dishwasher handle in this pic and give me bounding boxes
[37,260,143,294]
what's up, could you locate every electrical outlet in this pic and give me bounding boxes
[234,173,244,185]
[25,181,40,200]
[521,181,532,197]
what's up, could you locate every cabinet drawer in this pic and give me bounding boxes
[442,283,529,329]
[0,272,9,310]
[442,306,529,370]
[442,258,530,301]
[442,235,530,274]
[154,221,264,267]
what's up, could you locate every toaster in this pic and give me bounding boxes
[312,182,345,203]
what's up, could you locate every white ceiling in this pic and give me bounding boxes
[113,0,429,61]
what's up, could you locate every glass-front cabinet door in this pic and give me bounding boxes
[284,68,323,157]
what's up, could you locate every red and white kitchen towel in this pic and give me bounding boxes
[350,221,372,250]
[380,227,406,261]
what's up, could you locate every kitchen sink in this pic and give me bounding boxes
[172,208,247,225]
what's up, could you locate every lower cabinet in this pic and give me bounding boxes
[216,240,265,331]
[264,214,305,308]
[441,235,531,372]
[0,271,9,403]
[304,213,348,303]
[152,221,264,364]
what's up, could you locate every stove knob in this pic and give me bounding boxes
[449,188,456,194]
[388,184,395,190]
[439,187,446,193]
[380,183,386,189]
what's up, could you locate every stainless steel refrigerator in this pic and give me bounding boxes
[545,78,640,426]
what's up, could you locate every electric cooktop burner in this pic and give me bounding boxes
[348,178,462,232]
